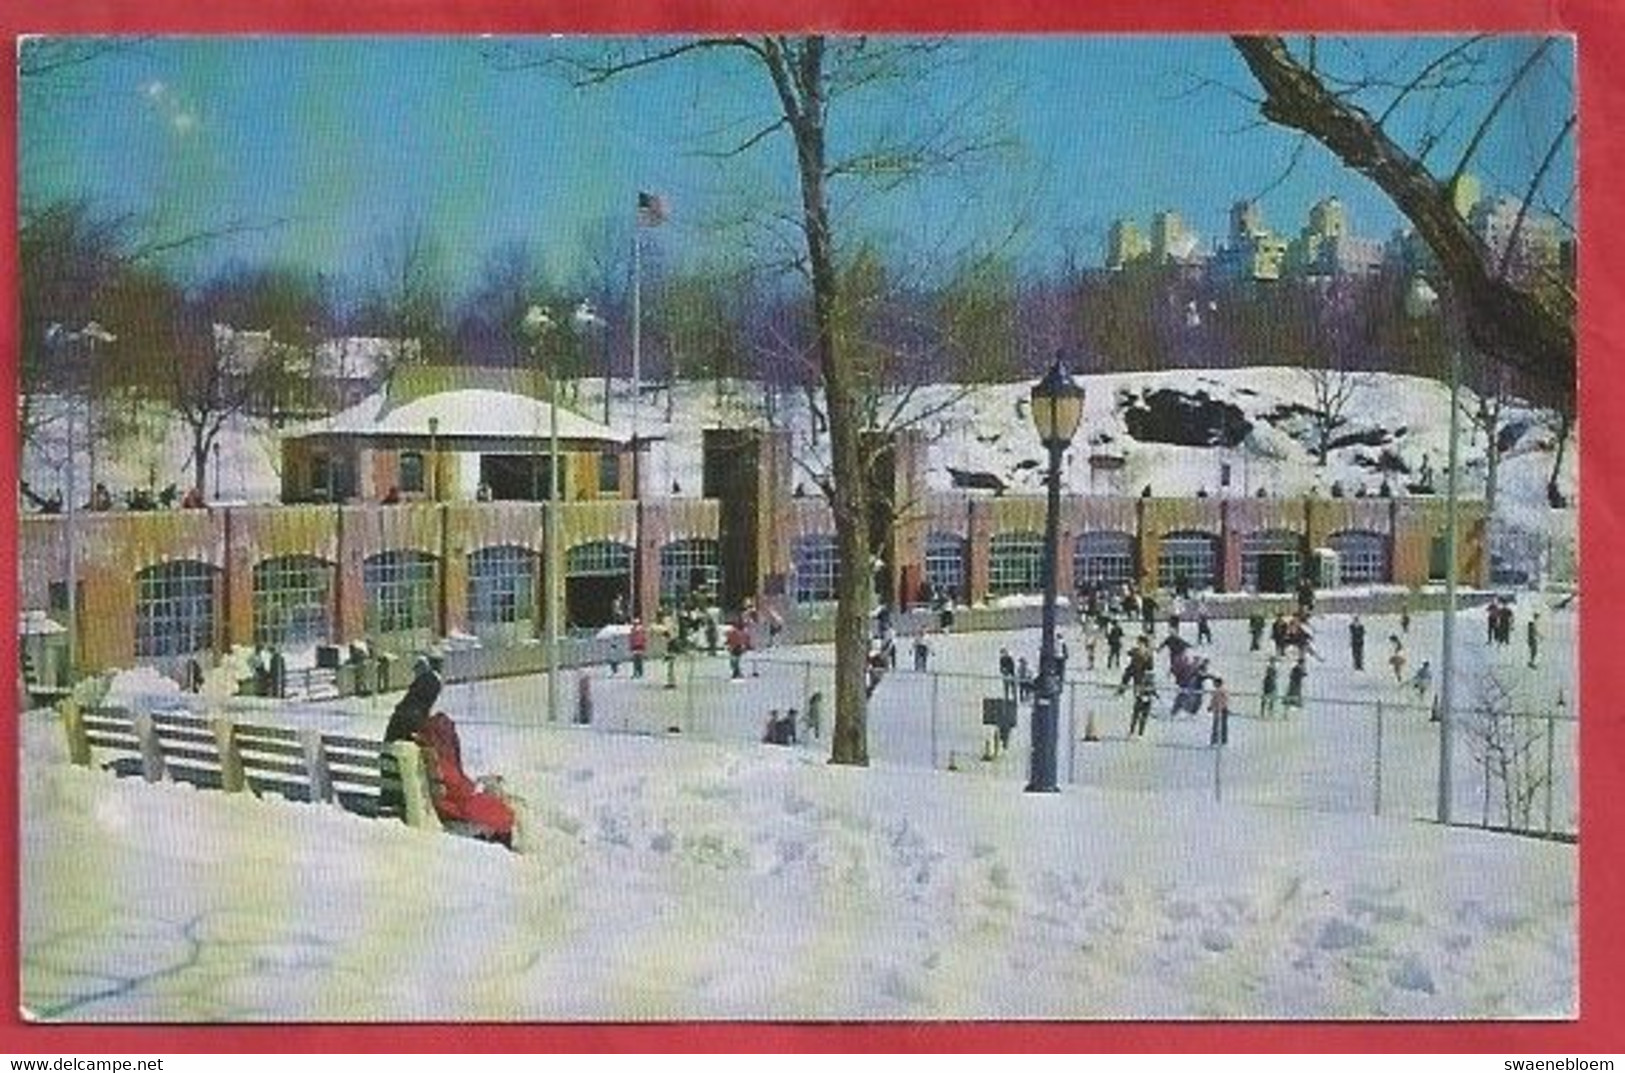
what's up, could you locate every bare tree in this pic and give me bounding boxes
[494,36,1011,765]
[357,216,450,374]
[1230,36,1575,407]
[1465,671,1552,832]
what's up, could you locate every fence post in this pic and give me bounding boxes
[60,697,90,767]
[1372,702,1384,817]
[1544,711,1556,836]
[930,669,940,770]
[684,652,697,736]
[213,716,245,794]
[1482,748,1492,829]
[1212,741,1223,804]
[134,712,164,783]
[1066,678,1078,785]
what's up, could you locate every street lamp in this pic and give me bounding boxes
[426,416,440,502]
[1404,274,1459,826]
[522,304,561,725]
[1026,355,1086,793]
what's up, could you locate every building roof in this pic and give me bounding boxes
[295,387,628,444]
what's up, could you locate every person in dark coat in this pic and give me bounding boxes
[1284,656,1307,711]
[1349,615,1366,671]
[1260,657,1279,719]
[1105,618,1125,668]
[385,666,442,742]
[1248,612,1265,652]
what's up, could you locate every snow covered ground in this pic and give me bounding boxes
[19,599,1578,1022]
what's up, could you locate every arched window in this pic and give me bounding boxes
[659,539,720,606]
[135,560,217,658]
[989,531,1044,597]
[566,540,633,577]
[1073,531,1136,588]
[924,531,967,602]
[1241,529,1303,592]
[1156,531,1219,592]
[564,541,635,630]
[363,551,438,637]
[1328,529,1389,584]
[252,555,333,648]
[467,545,538,638]
[791,534,840,603]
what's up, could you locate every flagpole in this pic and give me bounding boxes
[631,206,642,505]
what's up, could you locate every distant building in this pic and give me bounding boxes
[1105,219,1151,270]
[1288,197,1384,278]
[1214,200,1289,281]
[215,325,403,419]
[1150,211,1201,265]
[1469,196,1564,286]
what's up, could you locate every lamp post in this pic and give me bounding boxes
[426,416,440,502]
[1026,356,1086,794]
[522,304,561,724]
[1405,275,1459,826]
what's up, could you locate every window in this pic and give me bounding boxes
[989,531,1044,597]
[363,551,438,637]
[598,452,621,495]
[398,452,425,494]
[791,534,840,603]
[468,545,537,637]
[1328,529,1389,584]
[1157,531,1219,592]
[1241,529,1303,592]
[1073,531,1136,588]
[924,532,966,602]
[252,555,334,648]
[566,541,633,577]
[310,452,332,499]
[660,539,720,606]
[134,560,217,658]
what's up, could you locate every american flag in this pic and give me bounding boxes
[636,191,668,227]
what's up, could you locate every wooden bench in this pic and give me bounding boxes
[58,700,443,833]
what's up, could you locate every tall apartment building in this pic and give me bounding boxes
[1105,218,1151,270]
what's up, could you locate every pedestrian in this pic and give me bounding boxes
[1248,612,1265,652]
[1349,614,1366,671]
[1105,618,1124,669]
[802,693,824,740]
[1527,613,1542,668]
[1057,639,1070,681]
[1284,656,1307,711]
[1388,634,1407,684]
[705,613,720,658]
[1196,604,1213,645]
[999,648,1017,703]
[727,620,748,680]
[1208,676,1230,747]
[1486,598,1500,644]
[1119,641,1155,738]
[629,618,648,678]
[1083,618,1100,671]
[1410,659,1433,700]
[1498,602,1515,647]
[1141,592,1158,635]
[1260,657,1279,720]
[912,631,931,672]
[1016,657,1033,701]
[1271,613,1290,657]
[1400,601,1412,634]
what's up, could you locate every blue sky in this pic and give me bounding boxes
[19,34,1575,291]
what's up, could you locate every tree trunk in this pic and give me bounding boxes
[1546,409,1573,508]
[775,39,871,765]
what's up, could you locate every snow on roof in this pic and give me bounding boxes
[297,387,628,444]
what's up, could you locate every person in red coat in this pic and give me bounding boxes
[629,618,648,678]
[415,712,516,849]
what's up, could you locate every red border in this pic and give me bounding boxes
[1,0,1615,1054]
